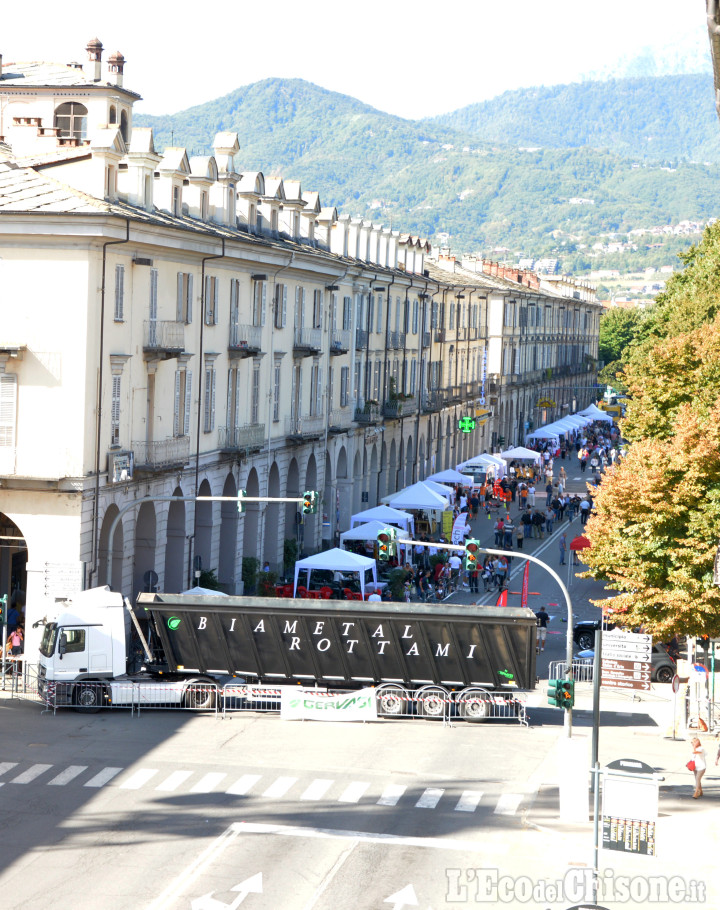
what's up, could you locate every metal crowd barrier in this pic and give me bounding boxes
[548,659,595,683]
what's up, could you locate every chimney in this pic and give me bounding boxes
[86,38,103,82]
[107,51,125,88]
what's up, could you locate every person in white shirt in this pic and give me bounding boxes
[367,592,382,602]
[448,553,462,590]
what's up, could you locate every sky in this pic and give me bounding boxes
[1,0,710,119]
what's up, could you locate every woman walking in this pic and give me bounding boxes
[690,737,706,798]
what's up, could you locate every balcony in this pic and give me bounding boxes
[293,327,322,356]
[285,414,325,440]
[421,332,431,348]
[133,436,191,471]
[330,330,351,355]
[421,391,444,413]
[355,328,368,350]
[229,323,262,358]
[434,328,446,343]
[447,385,463,403]
[354,403,381,425]
[143,320,185,360]
[390,331,406,350]
[218,423,265,452]
[328,408,354,433]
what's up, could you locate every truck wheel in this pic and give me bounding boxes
[458,689,490,721]
[577,632,594,651]
[416,686,448,718]
[184,680,217,710]
[375,684,407,716]
[73,682,106,713]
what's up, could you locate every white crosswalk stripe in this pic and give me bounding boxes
[190,772,227,794]
[84,767,123,788]
[300,779,334,801]
[225,774,261,796]
[48,766,88,786]
[377,784,406,806]
[416,787,444,809]
[455,790,483,812]
[11,764,52,784]
[0,762,19,786]
[262,776,297,798]
[494,793,523,815]
[156,771,193,792]
[338,781,369,803]
[120,768,158,790]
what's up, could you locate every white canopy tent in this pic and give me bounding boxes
[548,418,582,434]
[386,482,450,511]
[565,414,593,427]
[499,446,543,463]
[457,453,505,479]
[426,468,467,484]
[525,426,561,441]
[293,548,377,598]
[340,520,396,546]
[349,505,415,535]
[579,403,613,422]
[423,480,455,503]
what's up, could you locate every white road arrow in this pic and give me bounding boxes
[384,883,419,909]
[191,874,263,910]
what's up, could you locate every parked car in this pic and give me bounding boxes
[573,619,615,651]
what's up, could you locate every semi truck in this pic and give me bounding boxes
[36,586,537,718]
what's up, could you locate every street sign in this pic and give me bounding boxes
[600,631,652,691]
[601,759,659,857]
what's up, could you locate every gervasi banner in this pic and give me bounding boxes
[281,686,378,722]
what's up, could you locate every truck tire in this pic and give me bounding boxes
[416,686,449,718]
[73,681,107,713]
[457,688,490,721]
[183,679,217,710]
[375,684,407,717]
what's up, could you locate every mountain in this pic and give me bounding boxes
[133,76,720,271]
[430,75,720,164]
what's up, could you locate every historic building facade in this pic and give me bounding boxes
[0,40,602,642]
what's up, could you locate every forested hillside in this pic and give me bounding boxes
[134,75,720,272]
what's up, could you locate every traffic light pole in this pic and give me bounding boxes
[398,538,576,737]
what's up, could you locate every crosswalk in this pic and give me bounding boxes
[0,760,534,816]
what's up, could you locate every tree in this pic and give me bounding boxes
[598,306,646,364]
[583,403,720,637]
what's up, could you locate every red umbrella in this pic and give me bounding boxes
[570,535,591,551]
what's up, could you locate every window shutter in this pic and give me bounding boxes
[184,371,192,435]
[213,279,219,325]
[298,369,303,417]
[173,370,181,436]
[176,273,183,322]
[316,368,323,416]
[226,368,233,428]
[187,274,194,324]
[300,288,305,329]
[114,265,124,320]
[261,282,267,326]
[150,269,158,321]
[234,369,240,428]
[282,285,287,327]
[204,275,210,325]
[204,368,211,432]
[111,375,121,443]
[211,369,216,429]
[328,366,334,410]
[0,374,18,448]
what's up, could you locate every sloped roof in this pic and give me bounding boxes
[0,60,141,99]
[0,161,109,213]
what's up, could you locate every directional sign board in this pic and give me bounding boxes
[601,631,652,691]
[602,758,659,856]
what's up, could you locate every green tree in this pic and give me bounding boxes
[598,306,646,364]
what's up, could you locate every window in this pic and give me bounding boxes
[295,286,305,333]
[376,294,383,333]
[354,362,362,404]
[410,359,417,394]
[114,265,124,321]
[172,185,181,216]
[394,296,400,332]
[226,368,240,431]
[229,279,240,341]
[273,359,281,422]
[173,369,192,436]
[431,302,438,328]
[149,268,158,337]
[176,272,193,324]
[60,629,86,654]
[374,360,381,400]
[54,102,88,141]
[367,295,374,332]
[328,366,334,410]
[251,361,260,424]
[312,289,323,329]
[203,363,216,433]
[204,275,219,325]
[201,191,209,221]
[412,300,418,334]
[275,283,287,329]
[340,366,349,407]
[330,293,337,330]
[110,375,121,445]
[449,303,455,330]
[342,296,352,330]
[109,105,117,124]
[252,280,266,327]
[0,373,18,450]
[403,298,410,333]
[119,110,128,143]
[309,362,322,416]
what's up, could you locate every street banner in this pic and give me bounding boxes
[280,686,378,722]
[496,588,508,608]
[520,561,529,610]
[451,513,471,544]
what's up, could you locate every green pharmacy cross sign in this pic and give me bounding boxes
[458,416,476,434]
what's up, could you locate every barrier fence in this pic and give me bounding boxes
[12,665,528,725]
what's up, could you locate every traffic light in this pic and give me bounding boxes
[559,679,575,709]
[0,594,6,626]
[498,435,505,447]
[547,679,562,707]
[464,539,480,571]
[301,490,319,514]
[237,489,247,514]
[377,527,398,562]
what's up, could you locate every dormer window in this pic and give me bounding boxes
[54,102,88,141]
[271,210,278,232]
[201,191,208,220]
[172,185,181,216]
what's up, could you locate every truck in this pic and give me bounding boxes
[36,586,537,718]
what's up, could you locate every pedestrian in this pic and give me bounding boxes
[527,484,536,507]
[262,561,271,572]
[494,554,508,589]
[535,608,550,652]
[494,517,505,547]
[515,522,525,550]
[545,481,553,507]
[503,516,515,549]
[589,454,599,475]
[532,509,545,539]
[579,449,587,473]
[468,563,479,593]
[448,552,462,591]
[9,626,23,656]
[545,507,554,535]
[559,533,567,565]
[470,493,479,518]
[580,498,591,526]
[559,465,567,486]
[689,737,706,798]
